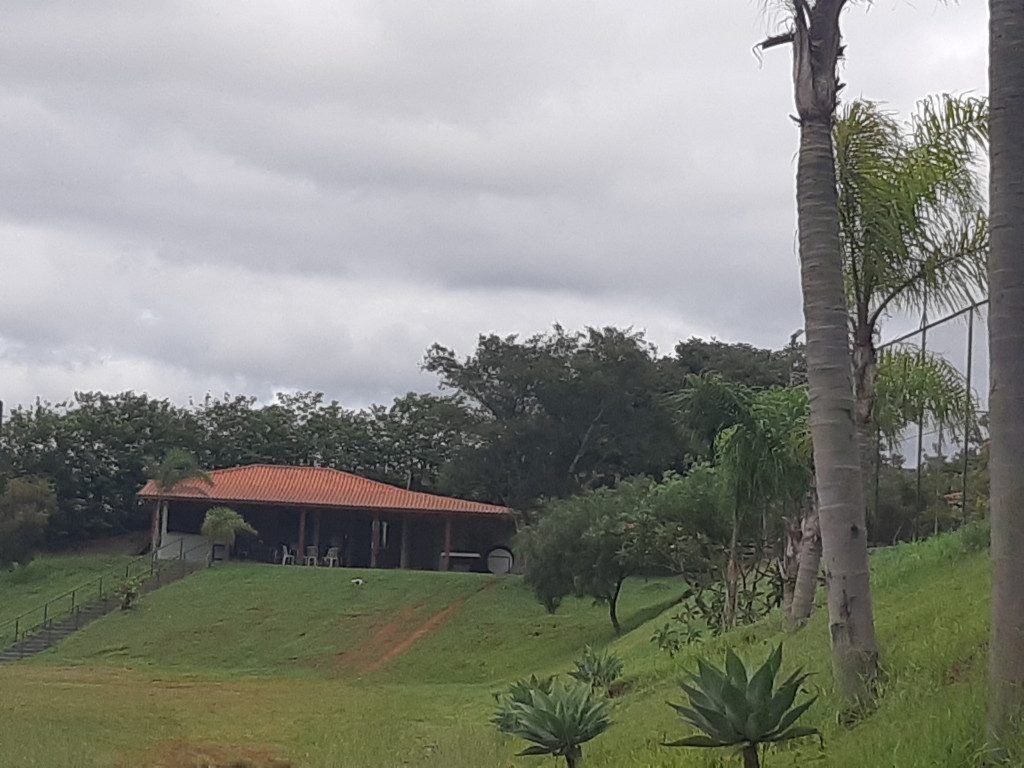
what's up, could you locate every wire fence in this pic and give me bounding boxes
[870,299,989,544]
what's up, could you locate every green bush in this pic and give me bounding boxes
[0,478,55,569]
[116,577,142,610]
[568,644,624,696]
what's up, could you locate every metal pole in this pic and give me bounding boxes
[914,299,929,540]
[961,306,975,525]
[874,426,882,540]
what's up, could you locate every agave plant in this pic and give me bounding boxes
[568,644,624,696]
[664,644,820,768]
[493,680,612,768]
[492,675,556,732]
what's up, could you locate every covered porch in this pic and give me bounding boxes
[142,465,516,573]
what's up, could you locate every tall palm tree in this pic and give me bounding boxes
[148,448,213,555]
[760,0,880,708]
[836,96,988,430]
[987,0,1024,747]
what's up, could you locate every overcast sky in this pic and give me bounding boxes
[0,1,988,414]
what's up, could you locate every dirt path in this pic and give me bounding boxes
[333,580,498,675]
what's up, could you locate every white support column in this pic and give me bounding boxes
[160,502,169,546]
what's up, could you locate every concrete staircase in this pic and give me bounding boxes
[0,559,206,664]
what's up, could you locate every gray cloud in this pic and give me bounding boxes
[0,1,988,412]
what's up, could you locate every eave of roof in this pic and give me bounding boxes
[138,464,510,518]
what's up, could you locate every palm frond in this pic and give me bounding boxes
[836,96,988,331]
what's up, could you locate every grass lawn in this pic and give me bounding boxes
[0,528,1010,767]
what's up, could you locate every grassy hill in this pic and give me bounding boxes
[0,527,1005,767]
[0,552,136,628]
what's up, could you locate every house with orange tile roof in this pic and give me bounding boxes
[138,465,516,573]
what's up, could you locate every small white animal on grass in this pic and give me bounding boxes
[351,578,365,585]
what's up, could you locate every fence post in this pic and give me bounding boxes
[913,299,929,540]
[961,305,975,525]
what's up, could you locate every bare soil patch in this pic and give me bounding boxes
[123,741,293,768]
[332,580,499,674]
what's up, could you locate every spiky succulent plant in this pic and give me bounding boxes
[493,680,612,768]
[664,644,820,768]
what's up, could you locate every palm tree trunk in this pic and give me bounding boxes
[987,0,1024,745]
[781,512,801,621]
[797,110,880,706]
[150,501,161,556]
[790,498,821,628]
[724,511,741,630]
[564,745,583,768]
[741,744,760,768]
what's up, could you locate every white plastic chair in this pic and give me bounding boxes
[281,544,295,565]
[323,546,340,567]
[304,546,319,566]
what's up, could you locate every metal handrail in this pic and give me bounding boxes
[0,538,211,653]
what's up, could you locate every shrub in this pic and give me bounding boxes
[0,478,55,569]
[116,577,142,610]
[569,644,624,696]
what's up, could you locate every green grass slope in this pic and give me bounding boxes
[0,552,136,627]
[0,528,1001,767]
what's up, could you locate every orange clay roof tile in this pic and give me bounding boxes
[138,464,510,517]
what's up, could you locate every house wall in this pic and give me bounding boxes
[156,532,208,561]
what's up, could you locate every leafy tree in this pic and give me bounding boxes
[517,479,655,632]
[672,337,793,391]
[760,0,881,707]
[0,477,56,568]
[519,473,731,632]
[988,0,1024,746]
[200,506,257,561]
[2,393,205,542]
[365,392,471,492]
[426,326,684,510]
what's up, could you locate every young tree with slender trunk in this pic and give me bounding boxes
[987,0,1024,748]
[149,449,213,555]
[760,0,880,708]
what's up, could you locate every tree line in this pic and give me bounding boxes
[0,333,797,546]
